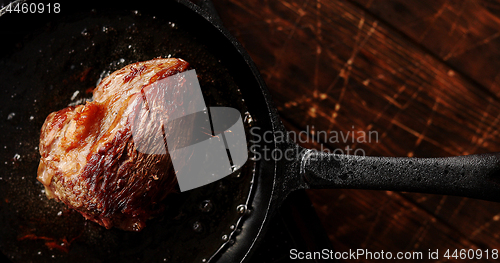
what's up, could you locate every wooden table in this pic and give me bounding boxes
[211,0,500,261]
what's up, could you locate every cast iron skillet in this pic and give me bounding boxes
[2,0,500,262]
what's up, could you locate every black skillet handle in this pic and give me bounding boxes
[299,148,500,203]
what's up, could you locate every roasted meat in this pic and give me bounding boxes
[37,58,191,231]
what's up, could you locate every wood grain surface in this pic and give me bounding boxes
[211,0,500,261]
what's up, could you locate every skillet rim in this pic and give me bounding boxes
[172,1,291,262]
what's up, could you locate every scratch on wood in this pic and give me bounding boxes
[390,119,459,156]
[414,98,440,147]
[361,199,389,248]
[409,196,447,250]
[268,0,311,82]
[313,0,322,96]
[449,197,467,221]
[447,0,466,37]
[418,0,450,43]
[469,97,498,153]
[326,19,378,131]
[470,212,500,238]
[444,32,500,61]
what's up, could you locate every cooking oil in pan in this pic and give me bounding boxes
[0,8,258,263]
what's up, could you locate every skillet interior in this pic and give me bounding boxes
[0,1,278,262]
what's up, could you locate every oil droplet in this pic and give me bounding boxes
[236,204,247,214]
[192,221,203,233]
[132,222,142,231]
[244,111,253,124]
[230,225,235,230]
[222,235,228,241]
[71,90,80,101]
[81,28,91,39]
[199,200,213,213]
[96,70,110,86]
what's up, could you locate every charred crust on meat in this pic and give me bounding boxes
[37,58,188,231]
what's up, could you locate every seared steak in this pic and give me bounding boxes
[37,58,189,231]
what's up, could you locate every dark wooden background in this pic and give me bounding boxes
[211,0,500,261]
